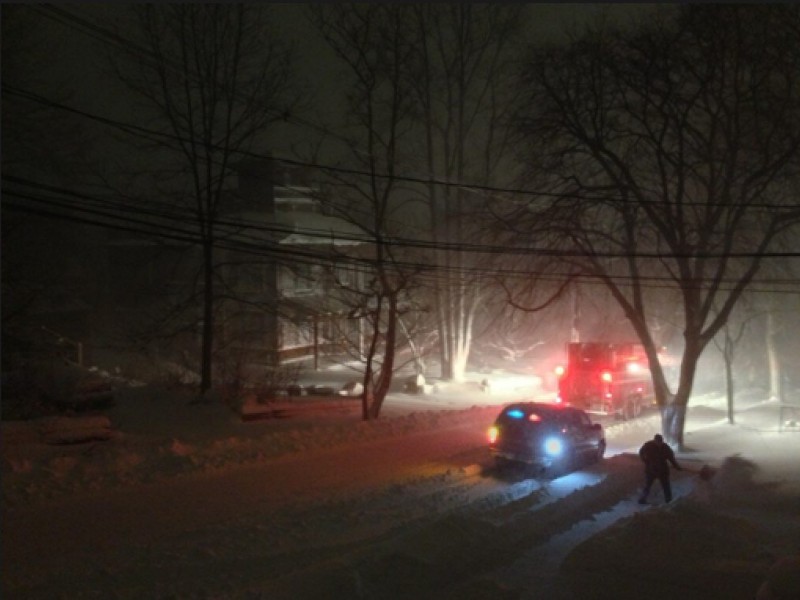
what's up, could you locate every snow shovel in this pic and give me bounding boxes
[681,464,716,481]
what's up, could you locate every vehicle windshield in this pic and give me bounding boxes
[568,343,613,370]
[567,342,646,372]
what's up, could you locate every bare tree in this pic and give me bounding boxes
[310,4,424,419]
[308,5,532,392]
[407,4,527,381]
[509,5,800,446]
[711,297,759,425]
[108,5,294,395]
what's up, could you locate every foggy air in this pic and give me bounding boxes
[3,5,799,599]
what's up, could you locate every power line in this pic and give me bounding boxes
[4,181,800,295]
[5,173,800,262]
[6,7,800,297]
[0,83,567,205]
[8,81,800,215]
[12,4,800,212]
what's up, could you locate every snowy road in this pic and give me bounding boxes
[3,392,798,599]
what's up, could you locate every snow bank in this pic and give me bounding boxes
[560,452,800,600]
[1,384,501,507]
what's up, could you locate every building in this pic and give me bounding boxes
[221,158,365,369]
[103,157,366,381]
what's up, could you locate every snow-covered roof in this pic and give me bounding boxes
[275,212,364,246]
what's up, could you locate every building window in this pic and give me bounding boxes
[280,318,313,349]
[280,263,318,296]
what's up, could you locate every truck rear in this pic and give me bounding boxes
[555,341,654,420]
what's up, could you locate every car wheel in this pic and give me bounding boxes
[550,449,576,477]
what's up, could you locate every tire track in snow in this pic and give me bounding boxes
[250,454,662,599]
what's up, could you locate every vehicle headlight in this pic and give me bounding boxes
[488,426,499,444]
[544,437,564,456]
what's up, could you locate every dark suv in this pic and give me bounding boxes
[488,402,605,473]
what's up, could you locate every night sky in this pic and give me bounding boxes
[10,4,660,161]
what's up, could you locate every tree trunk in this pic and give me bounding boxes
[200,240,214,396]
[767,310,782,402]
[369,294,399,419]
[722,326,736,425]
[725,350,735,425]
[450,288,477,382]
[451,350,468,382]
[438,305,453,380]
[661,402,688,448]
[362,386,373,422]
[660,338,702,448]
[361,306,381,421]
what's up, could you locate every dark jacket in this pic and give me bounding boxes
[639,440,680,475]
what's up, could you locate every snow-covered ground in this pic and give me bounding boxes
[2,369,800,599]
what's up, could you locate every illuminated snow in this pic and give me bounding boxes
[2,375,799,599]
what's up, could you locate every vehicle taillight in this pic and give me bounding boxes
[488,426,499,444]
[600,371,612,383]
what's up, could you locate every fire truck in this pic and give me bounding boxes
[555,341,654,420]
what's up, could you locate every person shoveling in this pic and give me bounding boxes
[637,434,717,505]
[637,434,682,504]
